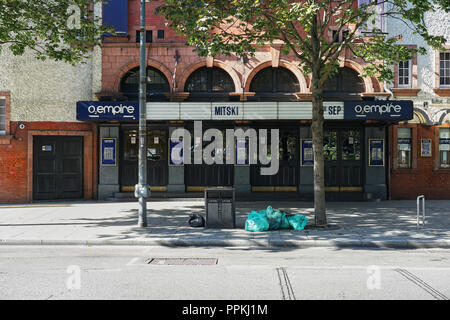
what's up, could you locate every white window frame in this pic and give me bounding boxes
[398,60,412,88]
[440,52,450,88]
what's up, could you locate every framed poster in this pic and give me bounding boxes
[421,139,432,157]
[169,138,184,166]
[368,139,384,167]
[300,139,314,166]
[101,138,117,166]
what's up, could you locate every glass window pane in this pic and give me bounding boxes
[341,130,361,161]
[212,68,234,92]
[275,68,299,92]
[324,130,337,161]
[124,130,138,161]
[249,68,273,92]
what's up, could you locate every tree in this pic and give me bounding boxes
[159,0,449,226]
[0,0,112,64]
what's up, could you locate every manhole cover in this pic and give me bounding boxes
[147,258,218,265]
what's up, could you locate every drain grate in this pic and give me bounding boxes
[147,258,218,265]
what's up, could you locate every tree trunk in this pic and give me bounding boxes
[311,69,327,226]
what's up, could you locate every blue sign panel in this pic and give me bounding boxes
[301,139,314,166]
[101,138,117,166]
[103,0,128,34]
[344,100,413,120]
[77,101,139,121]
[369,139,384,166]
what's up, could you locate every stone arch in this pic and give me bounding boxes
[244,60,308,93]
[113,59,173,93]
[410,107,433,125]
[438,110,450,124]
[178,60,242,93]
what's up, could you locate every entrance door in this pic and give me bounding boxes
[33,136,83,200]
[251,127,299,191]
[185,128,234,189]
[121,128,168,190]
[324,128,363,192]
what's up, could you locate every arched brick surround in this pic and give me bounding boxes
[178,60,242,93]
[244,60,308,93]
[113,59,174,92]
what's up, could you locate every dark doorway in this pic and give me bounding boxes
[324,127,364,193]
[185,128,234,189]
[251,127,299,190]
[33,136,83,200]
[120,128,168,189]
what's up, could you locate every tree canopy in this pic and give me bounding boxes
[159,0,450,84]
[0,0,112,64]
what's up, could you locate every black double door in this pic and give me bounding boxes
[324,127,364,191]
[120,128,168,189]
[251,127,299,188]
[185,128,234,187]
[33,136,83,200]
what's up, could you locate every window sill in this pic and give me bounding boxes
[433,88,450,97]
[0,135,13,145]
[391,88,421,97]
[391,168,419,174]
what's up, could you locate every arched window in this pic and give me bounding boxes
[184,67,235,92]
[323,67,364,93]
[250,67,299,93]
[120,66,170,98]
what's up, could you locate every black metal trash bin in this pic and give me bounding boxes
[204,187,235,228]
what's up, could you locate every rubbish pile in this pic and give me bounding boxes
[245,206,308,232]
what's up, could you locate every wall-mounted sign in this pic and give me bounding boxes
[211,103,242,120]
[369,139,384,166]
[41,145,52,152]
[440,137,450,151]
[169,138,184,166]
[421,139,432,157]
[301,139,314,166]
[77,101,139,121]
[101,138,117,166]
[344,101,413,120]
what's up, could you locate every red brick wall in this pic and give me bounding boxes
[390,124,450,199]
[0,122,97,203]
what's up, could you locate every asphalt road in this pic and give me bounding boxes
[0,246,449,300]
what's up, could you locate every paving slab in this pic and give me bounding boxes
[0,200,449,248]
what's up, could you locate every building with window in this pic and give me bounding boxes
[82,0,417,202]
[386,6,450,199]
[0,6,102,203]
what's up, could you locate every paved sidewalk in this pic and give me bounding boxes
[0,200,449,248]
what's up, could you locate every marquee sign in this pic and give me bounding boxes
[344,101,413,120]
[77,101,139,121]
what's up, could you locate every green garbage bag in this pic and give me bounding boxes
[265,206,283,230]
[279,213,291,229]
[245,211,269,232]
[287,214,308,230]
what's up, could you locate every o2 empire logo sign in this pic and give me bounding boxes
[344,101,413,120]
[77,102,139,121]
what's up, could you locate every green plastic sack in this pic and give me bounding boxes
[265,206,283,230]
[287,214,308,230]
[279,213,291,229]
[245,210,269,232]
